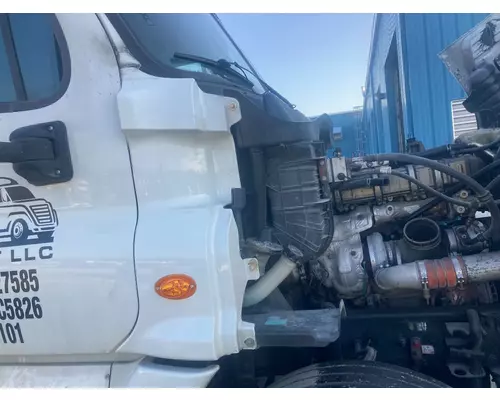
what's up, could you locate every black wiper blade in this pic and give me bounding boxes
[226,60,296,109]
[172,52,254,88]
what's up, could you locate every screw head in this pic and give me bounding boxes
[247,258,258,272]
[47,125,54,131]
[54,169,61,176]
[459,190,468,199]
[244,338,255,347]
[228,102,238,111]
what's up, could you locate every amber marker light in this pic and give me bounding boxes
[155,274,197,300]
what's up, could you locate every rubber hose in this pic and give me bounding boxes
[364,153,487,193]
[407,159,500,220]
[487,173,500,191]
[389,170,472,208]
[364,153,500,241]
[414,143,473,159]
[243,253,298,307]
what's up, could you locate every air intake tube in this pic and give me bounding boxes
[374,251,500,292]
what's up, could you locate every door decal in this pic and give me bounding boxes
[0,178,57,248]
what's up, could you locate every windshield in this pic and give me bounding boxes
[6,186,35,201]
[109,13,265,92]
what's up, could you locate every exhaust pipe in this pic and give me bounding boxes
[375,251,500,291]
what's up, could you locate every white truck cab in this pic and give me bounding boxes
[1,12,498,389]
[0,12,258,388]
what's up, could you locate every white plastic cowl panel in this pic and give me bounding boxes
[116,71,255,361]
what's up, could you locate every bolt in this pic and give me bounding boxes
[337,173,346,180]
[228,102,238,111]
[459,190,469,199]
[247,258,258,272]
[54,169,61,176]
[47,125,54,131]
[350,250,357,257]
[387,205,394,214]
[244,338,255,348]
[456,206,466,214]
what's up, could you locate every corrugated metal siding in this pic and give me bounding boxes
[328,110,362,158]
[362,13,489,154]
[402,13,488,148]
[362,13,400,154]
[451,99,478,139]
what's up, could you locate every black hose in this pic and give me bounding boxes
[453,138,500,164]
[413,143,472,159]
[413,141,499,160]
[462,136,500,152]
[333,177,389,191]
[471,158,500,178]
[364,153,487,193]
[389,170,472,207]
[407,159,500,219]
[364,153,500,242]
[487,174,500,191]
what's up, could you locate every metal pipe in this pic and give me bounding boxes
[375,251,500,292]
[375,262,422,291]
[243,247,301,307]
[403,218,442,251]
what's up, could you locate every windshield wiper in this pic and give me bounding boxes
[229,60,296,109]
[173,52,296,109]
[172,52,254,88]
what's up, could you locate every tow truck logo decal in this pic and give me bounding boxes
[0,178,57,248]
[0,178,56,345]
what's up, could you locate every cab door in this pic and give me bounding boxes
[0,13,138,356]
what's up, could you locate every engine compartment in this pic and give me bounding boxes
[241,138,500,309]
[195,80,500,387]
[220,87,500,386]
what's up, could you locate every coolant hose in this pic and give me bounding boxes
[364,153,500,242]
[375,251,500,292]
[243,245,302,308]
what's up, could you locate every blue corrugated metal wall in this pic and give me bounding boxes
[328,110,362,158]
[362,14,400,155]
[362,13,489,154]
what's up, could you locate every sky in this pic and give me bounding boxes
[218,13,374,117]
